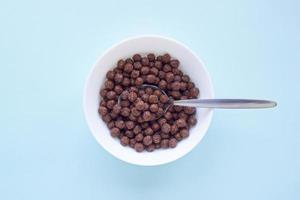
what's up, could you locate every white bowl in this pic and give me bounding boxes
[83,35,214,166]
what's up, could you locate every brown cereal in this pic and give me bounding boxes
[160,139,169,148]
[176,118,187,128]
[158,70,165,79]
[145,87,153,95]
[169,138,177,148]
[141,94,149,102]
[142,111,152,121]
[149,95,159,104]
[112,104,121,114]
[131,107,141,117]
[182,75,190,82]
[174,75,181,82]
[158,80,167,89]
[180,129,189,138]
[141,57,149,66]
[170,124,178,135]
[144,127,154,136]
[120,136,130,146]
[171,81,181,91]
[143,135,152,146]
[125,121,135,130]
[115,120,125,129]
[121,77,130,86]
[107,121,115,129]
[151,123,160,132]
[99,53,200,152]
[162,53,171,64]
[104,80,114,90]
[164,111,173,120]
[106,91,116,100]
[135,77,144,86]
[149,104,159,112]
[170,59,179,68]
[120,100,130,107]
[146,144,155,152]
[135,133,144,142]
[163,64,172,72]
[124,63,133,73]
[134,143,144,152]
[98,106,108,116]
[153,89,162,96]
[129,138,136,148]
[135,100,145,111]
[175,133,182,141]
[141,122,149,129]
[125,58,134,64]
[106,100,116,109]
[158,118,167,126]
[100,89,108,98]
[161,123,171,133]
[121,107,130,117]
[114,85,123,94]
[133,54,142,62]
[133,125,142,134]
[106,70,115,80]
[131,70,140,78]
[155,61,163,69]
[110,128,120,138]
[184,107,196,115]
[160,95,169,103]
[125,130,134,138]
[150,67,159,76]
[128,91,138,102]
[147,53,155,61]
[152,134,161,144]
[117,59,125,69]
[114,73,123,83]
[141,66,150,75]
[165,72,174,82]
[102,114,111,123]
[134,62,142,69]
[188,115,197,126]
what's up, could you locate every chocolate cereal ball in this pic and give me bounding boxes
[160,139,169,149]
[110,128,120,138]
[146,144,155,152]
[133,54,142,62]
[98,106,108,116]
[120,136,130,146]
[161,123,171,134]
[143,135,152,146]
[134,143,144,152]
[169,138,177,148]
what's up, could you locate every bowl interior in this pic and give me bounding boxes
[84,36,214,166]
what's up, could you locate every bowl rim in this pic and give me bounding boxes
[83,34,215,166]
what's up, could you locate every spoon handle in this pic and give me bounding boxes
[173,99,277,109]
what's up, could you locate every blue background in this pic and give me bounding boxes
[0,0,299,199]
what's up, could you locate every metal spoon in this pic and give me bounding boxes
[118,84,277,115]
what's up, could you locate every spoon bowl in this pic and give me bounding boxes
[117,84,174,120]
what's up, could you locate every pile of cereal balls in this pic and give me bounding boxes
[98,53,200,152]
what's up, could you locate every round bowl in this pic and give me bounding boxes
[83,35,214,166]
